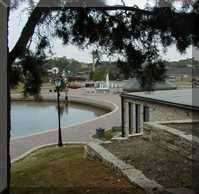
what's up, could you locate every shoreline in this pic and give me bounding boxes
[10,91,121,161]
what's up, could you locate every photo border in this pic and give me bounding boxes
[0,0,198,193]
[0,0,8,193]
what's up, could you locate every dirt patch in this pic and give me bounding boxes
[103,137,194,190]
[164,123,199,137]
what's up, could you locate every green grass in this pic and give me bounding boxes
[93,126,121,141]
[11,145,145,194]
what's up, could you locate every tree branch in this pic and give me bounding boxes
[8,1,54,66]
[8,3,197,66]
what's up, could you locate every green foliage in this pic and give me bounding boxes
[137,60,167,91]
[10,0,199,94]
[45,57,82,75]
[165,58,199,67]
[91,68,107,81]
[54,8,172,88]
[10,67,23,89]
[93,126,121,141]
[89,71,94,80]
[94,61,124,80]
[18,50,46,99]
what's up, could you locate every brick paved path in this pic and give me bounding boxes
[11,89,121,161]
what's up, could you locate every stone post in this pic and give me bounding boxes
[128,102,134,135]
[140,104,144,133]
[131,103,136,134]
[121,96,125,137]
[124,100,129,137]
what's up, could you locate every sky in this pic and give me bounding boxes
[9,0,192,63]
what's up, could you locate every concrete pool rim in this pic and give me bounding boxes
[11,94,119,141]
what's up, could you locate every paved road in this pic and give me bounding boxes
[11,89,121,161]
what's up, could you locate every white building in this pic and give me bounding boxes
[121,89,199,137]
[47,67,59,74]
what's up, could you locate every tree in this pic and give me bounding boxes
[9,0,199,91]
[4,0,199,193]
[91,68,107,81]
[45,57,82,75]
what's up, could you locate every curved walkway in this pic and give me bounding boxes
[11,89,121,161]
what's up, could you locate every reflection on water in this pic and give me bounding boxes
[11,101,108,138]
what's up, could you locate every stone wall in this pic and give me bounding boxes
[86,142,165,194]
[144,120,199,160]
[124,98,197,122]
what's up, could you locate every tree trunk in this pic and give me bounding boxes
[8,6,50,66]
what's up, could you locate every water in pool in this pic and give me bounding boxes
[11,101,107,138]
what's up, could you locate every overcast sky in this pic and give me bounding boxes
[9,0,192,63]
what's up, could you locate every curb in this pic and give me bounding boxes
[11,142,86,164]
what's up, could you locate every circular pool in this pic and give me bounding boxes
[11,101,108,138]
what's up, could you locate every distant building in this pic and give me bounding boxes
[67,76,87,82]
[122,78,176,93]
[47,67,59,74]
[77,71,90,80]
[167,67,199,79]
[80,63,90,69]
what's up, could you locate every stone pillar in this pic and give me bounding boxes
[123,100,129,137]
[0,2,8,193]
[131,103,136,134]
[134,103,143,134]
[128,102,132,135]
[140,104,144,133]
[121,96,125,137]
[128,102,136,135]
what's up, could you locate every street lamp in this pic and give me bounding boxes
[54,77,63,147]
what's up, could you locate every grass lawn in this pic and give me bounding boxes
[11,145,145,194]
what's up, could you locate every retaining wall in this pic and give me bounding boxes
[86,142,166,194]
[144,120,199,160]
